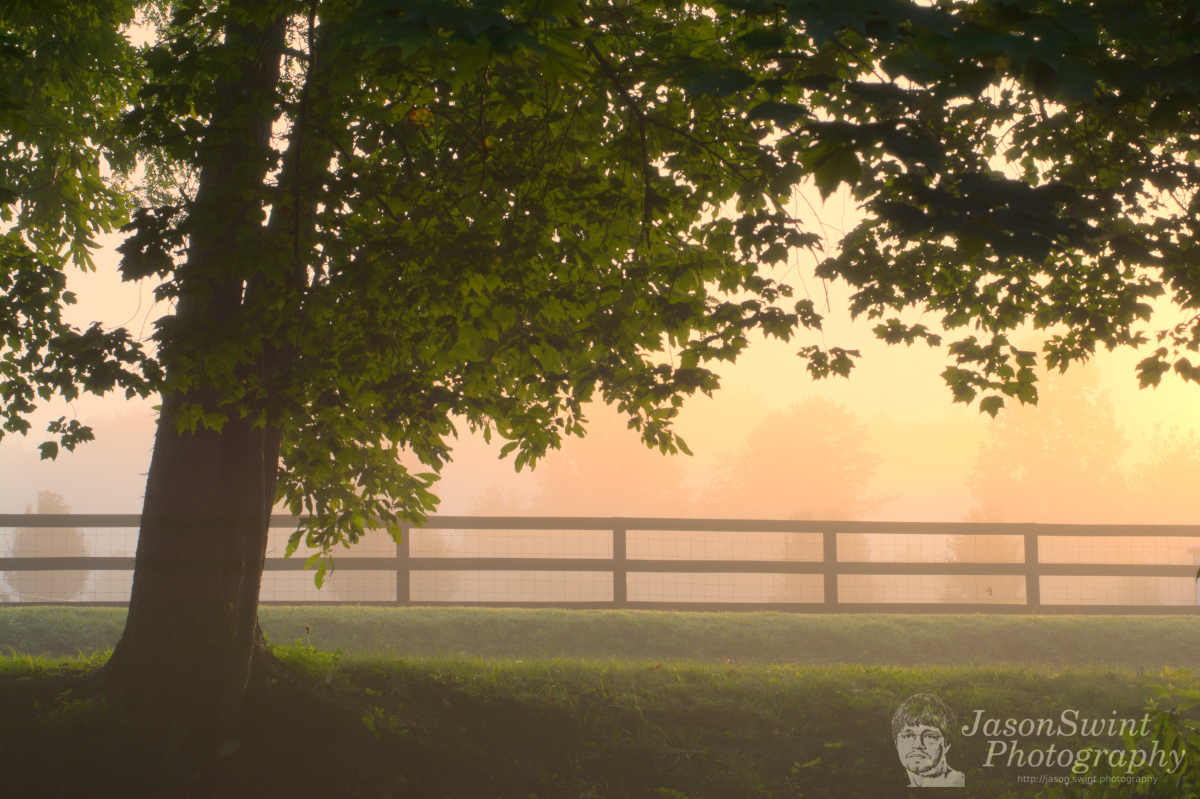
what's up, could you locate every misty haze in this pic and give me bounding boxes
[4,1,1200,797]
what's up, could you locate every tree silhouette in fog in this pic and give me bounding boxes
[964,365,1128,524]
[471,404,692,517]
[697,396,884,602]
[1129,425,1200,525]
[328,528,460,602]
[4,490,89,602]
[705,396,884,521]
[463,406,695,602]
[952,364,1199,605]
[946,366,1127,604]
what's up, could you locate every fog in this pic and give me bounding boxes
[4,353,1196,606]
[2,184,1198,608]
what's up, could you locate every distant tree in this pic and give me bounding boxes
[957,367,1127,604]
[471,403,693,518]
[467,485,533,517]
[1117,425,1200,605]
[4,490,89,601]
[697,396,881,603]
[782,508,875,604]
[1129,425,1200,525]
[468,405,693,601]
[940,504,1025,605]
[963,365,1129,524]
[958,367,1199,604]
[707,396,884,521]
[328,527,461,602]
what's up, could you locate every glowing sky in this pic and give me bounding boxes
[2,182,1197,523]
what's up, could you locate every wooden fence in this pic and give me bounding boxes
[1,514,1198,613]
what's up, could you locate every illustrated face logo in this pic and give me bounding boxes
[896,723,949,776]
[892,693,964,787]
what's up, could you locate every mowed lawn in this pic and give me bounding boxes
[4,605,1199,667]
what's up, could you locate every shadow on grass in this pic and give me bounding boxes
[3,648,1195,799]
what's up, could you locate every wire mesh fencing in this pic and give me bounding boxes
[1,515,1198,611]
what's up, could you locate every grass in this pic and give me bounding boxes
[2,607,1198,797]
[2,605,1198,668]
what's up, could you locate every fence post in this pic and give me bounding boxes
[613,525,627,607]
[823,530,838,609]
[1024,531,1040,610]
[395,526,410,606]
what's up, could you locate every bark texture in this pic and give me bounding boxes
[99,4,290,785]
[101,403,282,774]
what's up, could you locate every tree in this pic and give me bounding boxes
[4,0,1200,784]
[940,504,1026,604]
[0,1,159,457]
[470,402,694,517]
[963,364,1130,524]
[327,527,461,602]
[705,396,883,520]
[469,404,695,602]
[701,396,882,601]
[950,366,1128,603]
[1130,424,1200,525]
[4,489,89,602]
[954,365,1200,604]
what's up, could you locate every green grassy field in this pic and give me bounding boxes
[2,607,1197,798]
[3,605,1198,668]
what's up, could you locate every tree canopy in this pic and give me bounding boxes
[1,0,159,459]
[3,0,1198,564]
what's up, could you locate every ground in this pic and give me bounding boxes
[0,666,517,799]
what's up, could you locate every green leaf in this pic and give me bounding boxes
[677,66,755,96]
[979,396,1005,417]
[746,101,809,127]
[813,148,861,200]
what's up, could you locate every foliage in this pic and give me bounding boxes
[31,688,109,730]
[4,0,1199,579]
[3,490,90,602]
[265,624,343,683]
[787,0,1200,405]
[359,699,404,740]
[1036,669,1200,799]
[0,1,161,459]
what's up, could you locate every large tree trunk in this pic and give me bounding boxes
[97,3,292,785]
[100,396,283,775]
